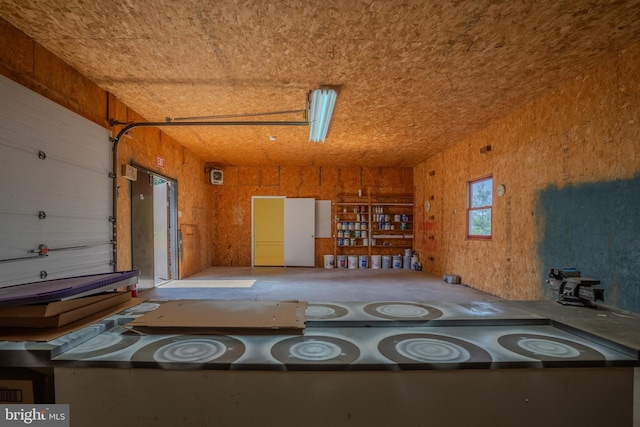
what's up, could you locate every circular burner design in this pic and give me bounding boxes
[396,338,470,362]
[66,328,140,358]
[378,333,492,368]
[305,304,349,320]
[131,335,245,366]
[289,341,342,361]
[363,302,443,320]
[271,336,360,368]
[498,334,605,361]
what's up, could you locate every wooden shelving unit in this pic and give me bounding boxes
[332,193,413,268]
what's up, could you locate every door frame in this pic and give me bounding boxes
[130,165,179,287]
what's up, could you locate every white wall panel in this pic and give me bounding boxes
[0,75,112,287]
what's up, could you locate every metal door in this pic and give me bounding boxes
[131,172,155,288]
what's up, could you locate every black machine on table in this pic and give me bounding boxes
[546,268,604,307]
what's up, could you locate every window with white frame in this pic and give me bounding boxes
[467,176,493,239]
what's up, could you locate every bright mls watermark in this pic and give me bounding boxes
[1,405,69,426]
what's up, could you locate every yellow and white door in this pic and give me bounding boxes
[252,197,315,267]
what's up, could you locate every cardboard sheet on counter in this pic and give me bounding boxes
[125,300,307,335]
[0,297,146,342]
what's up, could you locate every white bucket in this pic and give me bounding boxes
[359,255,368,268]
[323,254,334,269]
[404,248,412,257]
[371,255,382,269]
[337,255,348,269]
[382,256,392,269]
[348,255,359,269]
[392,255,402,269]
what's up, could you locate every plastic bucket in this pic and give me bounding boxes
[403,256,411,269]
[371,255,382,269]
[404,248,412,257]
[323,254,334,269]
[359,255,368,268]
[392,255,402,269]
[348,255,359,269]
[337,255,348,269]
[382,256,392,269]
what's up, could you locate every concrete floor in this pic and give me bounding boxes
[144,266,500,302]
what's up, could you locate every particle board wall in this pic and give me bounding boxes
[0,18,106,126]
[414,42,640,312]
[110,101,212,279]
[209,166,412,267]
[0,18,212,280]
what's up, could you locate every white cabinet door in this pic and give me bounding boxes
[284,198,315,267]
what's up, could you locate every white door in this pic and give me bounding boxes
[284,198,315,267]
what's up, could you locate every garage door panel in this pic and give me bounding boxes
[0,217,110,252]
[0,83,109,169]
[0,75,112,288]
[0,147,109,215]
[1,248,113,287]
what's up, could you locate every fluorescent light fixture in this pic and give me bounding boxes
[308,88,337,143]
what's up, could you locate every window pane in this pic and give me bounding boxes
[470,178,493,208]
[469,209,492,236]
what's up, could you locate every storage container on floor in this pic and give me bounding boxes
[337,255,348,269]
[348,255,358,269]
[371,255,382,269]
[382,256,392,269]
[359,255,368,268]
[392,255,402,269]
[323,254,334,269]
[403,256,411,269]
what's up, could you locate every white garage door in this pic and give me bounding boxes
[0,75,112,288]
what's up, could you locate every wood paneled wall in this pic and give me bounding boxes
[414,42,640,312]
[208,166,413,266]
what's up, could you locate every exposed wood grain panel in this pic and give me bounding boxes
[210,166,412,267]
[0,17,33,79]
[113,101,213,278]
[1,2,638,167]
[414,43,640,302]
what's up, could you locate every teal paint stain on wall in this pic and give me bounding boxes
[537,176,640,313]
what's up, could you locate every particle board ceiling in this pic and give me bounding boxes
[1,1,639,167]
